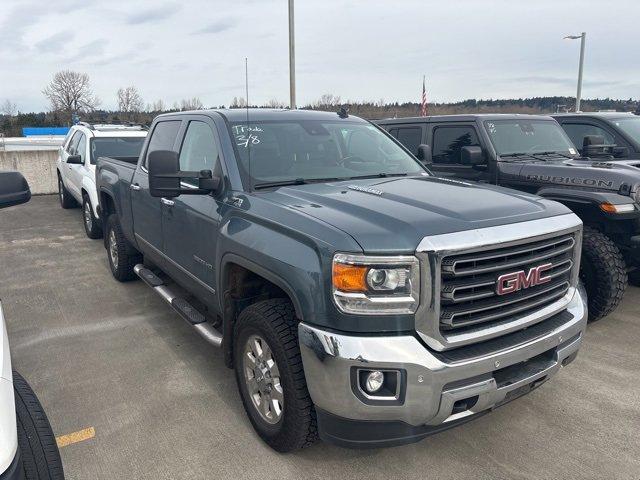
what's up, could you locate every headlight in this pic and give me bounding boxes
[633,185,640,204]
[332,253,420,315]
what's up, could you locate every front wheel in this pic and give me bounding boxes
[233,299,317,452]
[82,195,103,240]
[14,371,65,480]
[580,226,627,321]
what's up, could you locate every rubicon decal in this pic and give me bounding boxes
[496,263,553,295]
[526,174,613,188]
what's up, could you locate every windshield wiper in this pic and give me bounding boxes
[253,178,309,190]
[534,151,574,159]
[348,172,409,180]
[253,177,352,190]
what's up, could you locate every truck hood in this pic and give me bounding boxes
[511,158,640,194]
[260,176,569,252]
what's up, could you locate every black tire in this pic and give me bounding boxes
[233,298,317,452]
[82,195,103,240]
[57,175,76,209]
[105,214,141,282]
[580,226,627,321]
[628,269,640,287]
[13,371,64,480]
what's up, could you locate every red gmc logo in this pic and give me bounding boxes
[496,263,553,295]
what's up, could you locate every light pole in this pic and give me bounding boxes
[564,32,586,112]
[288,0,296,110]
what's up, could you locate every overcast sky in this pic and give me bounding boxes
[1,0,638,112]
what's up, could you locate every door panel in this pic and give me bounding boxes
[131,120,182,251]
[69,133,87,198]
[162,119,221,295]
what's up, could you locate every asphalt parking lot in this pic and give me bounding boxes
[1,195,639,480]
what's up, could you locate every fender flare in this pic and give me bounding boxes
[536,186,640,220]
[218,252,303,319]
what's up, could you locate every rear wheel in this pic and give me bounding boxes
[105,214,141,282]
[57,176,76,209]
[82,195,103,239]
[233,299,317,452]
[580,226,627,321]
[13,371,64,480]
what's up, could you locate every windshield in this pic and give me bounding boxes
[611,116,640,145]
[90,137,146,164]
[229,120,427,187]
[484,120,577,156]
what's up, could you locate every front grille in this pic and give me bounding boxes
[439,233,576,332]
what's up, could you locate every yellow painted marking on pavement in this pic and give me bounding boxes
[55,427,95,448]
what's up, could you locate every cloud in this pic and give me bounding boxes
[64,39,107,63]
[126,3,181,25]
[34,31,73,54]
[192,19,236,35]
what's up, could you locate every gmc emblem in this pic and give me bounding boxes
[496,263,553,295]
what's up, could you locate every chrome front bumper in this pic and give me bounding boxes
[299,285,587,434]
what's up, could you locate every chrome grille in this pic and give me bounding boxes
[439,233,576,332]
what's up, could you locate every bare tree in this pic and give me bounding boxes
[117,86,144,113]
[181,97,204,110]
[265,98,286,108]
[0,100,17,117]
[230,96,247,108]
[312,93,341,108]
[149,99,165,112]
[42,70,100,116]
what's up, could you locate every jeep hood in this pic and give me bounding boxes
[513,158,640,194]
[260,176,570,252]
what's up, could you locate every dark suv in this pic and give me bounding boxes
[553,112,640,159]
[377,114,640,321]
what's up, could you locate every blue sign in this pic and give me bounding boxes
[22,127,70,136]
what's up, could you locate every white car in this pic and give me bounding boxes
[56,123,147,239]
[0,171,64,479]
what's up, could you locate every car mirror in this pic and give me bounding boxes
[582,135,616,158]
[416,144,432,165]
[0,171,31,209]
[613,146,629,158]
[148,150,221,198]
[460,146,485,165]
[66,154,83,165]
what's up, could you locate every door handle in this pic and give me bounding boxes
[130,184,141,191]
[161,198,175,207]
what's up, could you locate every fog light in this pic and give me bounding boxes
[365,370,384,393]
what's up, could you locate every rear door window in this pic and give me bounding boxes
[144,120,182,168]
[432,126,480,164]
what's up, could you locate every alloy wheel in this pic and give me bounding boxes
[108,230,119,269]
[242,334,284,425]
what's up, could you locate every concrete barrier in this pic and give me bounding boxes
[0,149,59,195]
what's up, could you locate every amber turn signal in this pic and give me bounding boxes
[600,202,636,214]
[333,263,368,292]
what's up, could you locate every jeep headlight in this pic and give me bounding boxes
[332,253,420,314]
[633,185,640,204]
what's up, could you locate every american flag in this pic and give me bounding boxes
[421,76,428,117]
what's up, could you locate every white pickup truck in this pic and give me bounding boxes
[56,123,147,239]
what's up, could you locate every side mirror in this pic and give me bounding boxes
[460,146,485,165]
[0,171,31,209]
[582,135,615,158]
[416,144,432,165]
[613,146,630,158]
[66,154,83,165]
[148,150,221,198]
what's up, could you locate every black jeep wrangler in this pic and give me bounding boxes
[377,114,640,321]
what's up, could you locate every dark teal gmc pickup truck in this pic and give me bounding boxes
[96,108,587,451]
